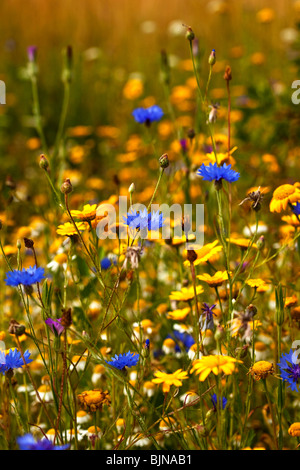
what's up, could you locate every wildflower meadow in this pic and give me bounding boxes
[1,0,300,454]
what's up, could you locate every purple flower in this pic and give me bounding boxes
[45,318,65,337]
[27,46,37,62]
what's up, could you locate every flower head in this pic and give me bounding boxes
[269,184,300,213]
[201,303,217,331]
[291,202,300,216]
[70,204,98,222]
[123,209,165,232]
[105,351,139,370]
[278,348,300,392]
[77,389,111,412]
[152,368,188,393]
[17,433,69,450]
[56,222,88,236]
[169,285,203,302]
[190,355,242,381]
[197,271,229,288]
[197,162,240,183]
[0,348,33,375]
[45,318,65,337]
[248,361,274,381]
[132,105,164,125]
[5,266,45,287]
[288,422,300,437]
[211,393,227,410]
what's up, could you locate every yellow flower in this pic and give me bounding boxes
[77,389,111,412]
[56,222,88,236]
[197,271,229,288]
[152,369,189,393]
[227,237,257,250]
[70,204,98,222]
[246,279,268,289]
[285,295,298,308]
[123,78,144,100]
[183,240,222,267]
[190,355,242,381]
[169,285,203,302]
[248,361,274,381]
[288,422,300,437]
[256,8,275,24]
[167,307,191,321]
[270,184,300,213]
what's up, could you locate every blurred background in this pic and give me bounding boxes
[1,0,300,193]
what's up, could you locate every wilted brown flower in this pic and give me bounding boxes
[77,389,111,412]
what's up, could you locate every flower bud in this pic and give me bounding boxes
[61,178,73,194]
[208,49,216,66]
[128,183,135,194]
[16,239,22,250]
[159,153,169,169]
[257,236,265,250]
[187,128,195,140]
[185,26,195,42]
[39,154,49,170]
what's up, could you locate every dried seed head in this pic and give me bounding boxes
[8,319,26,336]
[224,65,232,81]
[60,308,72,328]
[24,238,34,249]
[186,249,197,264]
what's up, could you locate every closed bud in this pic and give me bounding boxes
[159,153,169,169]
[61,178,73,194]
[185,26,195,42]
[214,324,225,342]
[39,154,49,170]
[257,236,265,250]
[128,183,135,194]
[187,128,195,140]
[16,239,22,250]
[208,49,216,66]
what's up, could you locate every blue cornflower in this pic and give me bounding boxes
[4,265,45,287]
[132,105,164,125]
[278,348,300,392]
[105,351,140,370]
[100,257,112,270]
[123,209,165,231]
[17,433,69,450]
[167,330,195,353]
[211,393,227,410]
[0,348,33,375]
[197,162,240,183]
[292,202,300,216]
